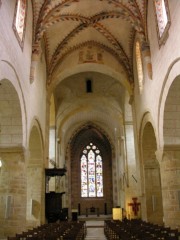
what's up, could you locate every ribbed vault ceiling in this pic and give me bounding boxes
[32,0,147,142]
[32,0,147,83]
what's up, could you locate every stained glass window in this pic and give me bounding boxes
[136,41,143,93]
[154,0,170,44]
[13,0,27,47]
[81,143,103,197]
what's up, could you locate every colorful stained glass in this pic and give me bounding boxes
[81,155,87,197]
[14,0,27,42]
[154,0,168,37]
[81,143,103,197]
[136,41,143,93]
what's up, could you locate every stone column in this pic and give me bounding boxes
[0,147,26,238]
[159,146,180,229]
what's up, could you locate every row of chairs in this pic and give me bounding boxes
[104,219,180,240]
[8,221,87,240]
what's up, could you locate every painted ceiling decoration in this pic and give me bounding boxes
[31,0,147,84]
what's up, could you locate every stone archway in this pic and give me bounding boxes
[0,79,26,238]
[70,124,113,216]
[27,123,44,227]
[162,76,180,228]
[142,122,163,225]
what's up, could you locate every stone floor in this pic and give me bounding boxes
[85,220,107,240]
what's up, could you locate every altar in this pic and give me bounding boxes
[86,207,99,217]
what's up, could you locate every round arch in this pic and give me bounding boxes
[48,63,132,97]
[0,78,26,234]
[28,117,44,156]
[139,114,163,225]
[158,67,180,228]
[26,120,44,227]
[0,79,23,146]
[0,60,27,146]
[158,58,180,149]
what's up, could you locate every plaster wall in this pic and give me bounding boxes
[0,2,47,237]
[0,1,47,148]
[133,0,180,148]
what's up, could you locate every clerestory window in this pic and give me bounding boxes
[81,143,103,197]
[154,0,170,45]
[135,41,144,94]
[13,0,27,48]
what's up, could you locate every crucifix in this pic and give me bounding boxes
[128,197,140,216]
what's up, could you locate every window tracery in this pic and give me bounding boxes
[81,143,103,198]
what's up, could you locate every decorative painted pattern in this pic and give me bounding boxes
[78,45,104,64]
[47,17,131,79]
[47,40,132,84]
[31,0,147,84]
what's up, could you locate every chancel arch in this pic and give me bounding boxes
[141,121,163,225]
[48,63,132,97]
[69,124,113,216]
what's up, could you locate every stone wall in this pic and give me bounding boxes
[0,148,26,238]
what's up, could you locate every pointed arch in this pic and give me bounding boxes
[67,124,113,215]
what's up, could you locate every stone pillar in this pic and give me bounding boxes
[160,146,180,229]
[124,122,138,203]
[0,147,26,238]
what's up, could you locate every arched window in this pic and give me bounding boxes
[81,143,103,197]
[13,0,27,47]
[154,0,170,44]
[135,41,143,93]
